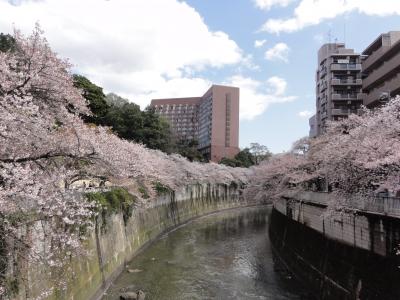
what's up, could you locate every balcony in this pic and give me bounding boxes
[331,108,361,116]
[362,46,386,73]
[362,53,400,90]
[331,63,362,71]
[331,78,344,85]
[331,78,362,85]
[364,73,400,107]
[331,93,358,100]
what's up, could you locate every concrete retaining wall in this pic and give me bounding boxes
[12,182,249,300]
[270,191,400,300]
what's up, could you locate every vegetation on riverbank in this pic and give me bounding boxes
[0,27,250,298]
[248,99,400,205]
[3,23,399,299]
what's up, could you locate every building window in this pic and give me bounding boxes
[225,93,231,147]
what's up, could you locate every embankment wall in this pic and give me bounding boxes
[14,183,251,300]
[270,191,400,300]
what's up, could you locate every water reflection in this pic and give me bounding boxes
[103,206,307,300]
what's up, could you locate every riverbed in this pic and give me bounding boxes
[103,206,307,299]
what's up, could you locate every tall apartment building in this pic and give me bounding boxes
[309,115,317,138]
[150,85,240,162]
[315,43,363,135]
[362,31,400,107]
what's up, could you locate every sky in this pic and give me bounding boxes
[1,0,400,152]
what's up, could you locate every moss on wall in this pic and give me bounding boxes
[11,183,246,300]
[86,187,137,226]
[153,181,172,196]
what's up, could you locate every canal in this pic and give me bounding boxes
[103,206,308,299]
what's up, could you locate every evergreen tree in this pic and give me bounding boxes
[219,148,256,168]
[0,33,16,53]
[73,75,110,123]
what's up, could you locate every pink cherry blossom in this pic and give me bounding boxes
[0,26,251,297]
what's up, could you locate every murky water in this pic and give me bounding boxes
[103,206,307,300]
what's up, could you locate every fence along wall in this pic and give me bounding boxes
[11,182,249,300]
[270,191,400,299]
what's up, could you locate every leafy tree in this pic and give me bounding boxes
[103,102,174,153]
[73,75,110,123]
[73,80,201,158]
[219,157,243,167]
[0,33,15,53]
[174,139,204,162]
[137,107,175,153]
[1,26,254,298]
[104,102,143,140]
[98,94,175,153]
[235,148,256,167]
[249,142,272,164]
[220,148,255,168]
[106,92,129,108]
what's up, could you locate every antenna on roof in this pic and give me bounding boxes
[344,21,347,45]
[327,29,332,44]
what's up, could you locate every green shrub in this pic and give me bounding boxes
[138,185,150,199]
[86,188,137,226]
[153,181,172,195]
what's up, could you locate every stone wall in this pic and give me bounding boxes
[11,182,250,300]
[270,191,400,300]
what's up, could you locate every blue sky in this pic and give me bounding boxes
[1,0,400,152]
[185,0,400,152]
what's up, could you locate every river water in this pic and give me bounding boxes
[103,206,307,300]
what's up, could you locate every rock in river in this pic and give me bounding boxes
[119,290,145,300]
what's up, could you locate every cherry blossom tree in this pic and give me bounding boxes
[248,98,400,207]
[0,25,251,298]
[310,99,400,199]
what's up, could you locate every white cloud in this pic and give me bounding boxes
[265,42,290,62]
[298,110,314,118]
[240,54,260,71]
[260,0,400,34]
[254,39,267,48]
[225,75,297,120]
[0,0,245,108]
[253,0,295,11]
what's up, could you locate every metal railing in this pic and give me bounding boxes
[332,78,362,85]
[332,108,361,115]
[332,93,358,100]
[331,63,362,71]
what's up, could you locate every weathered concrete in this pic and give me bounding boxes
[270,191,400,300]
[11,182,251,300]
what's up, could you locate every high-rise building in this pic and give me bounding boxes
[150,85,240,162]
[309,115,317,138]
[362,31,400,108]
[315,43,363,135]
